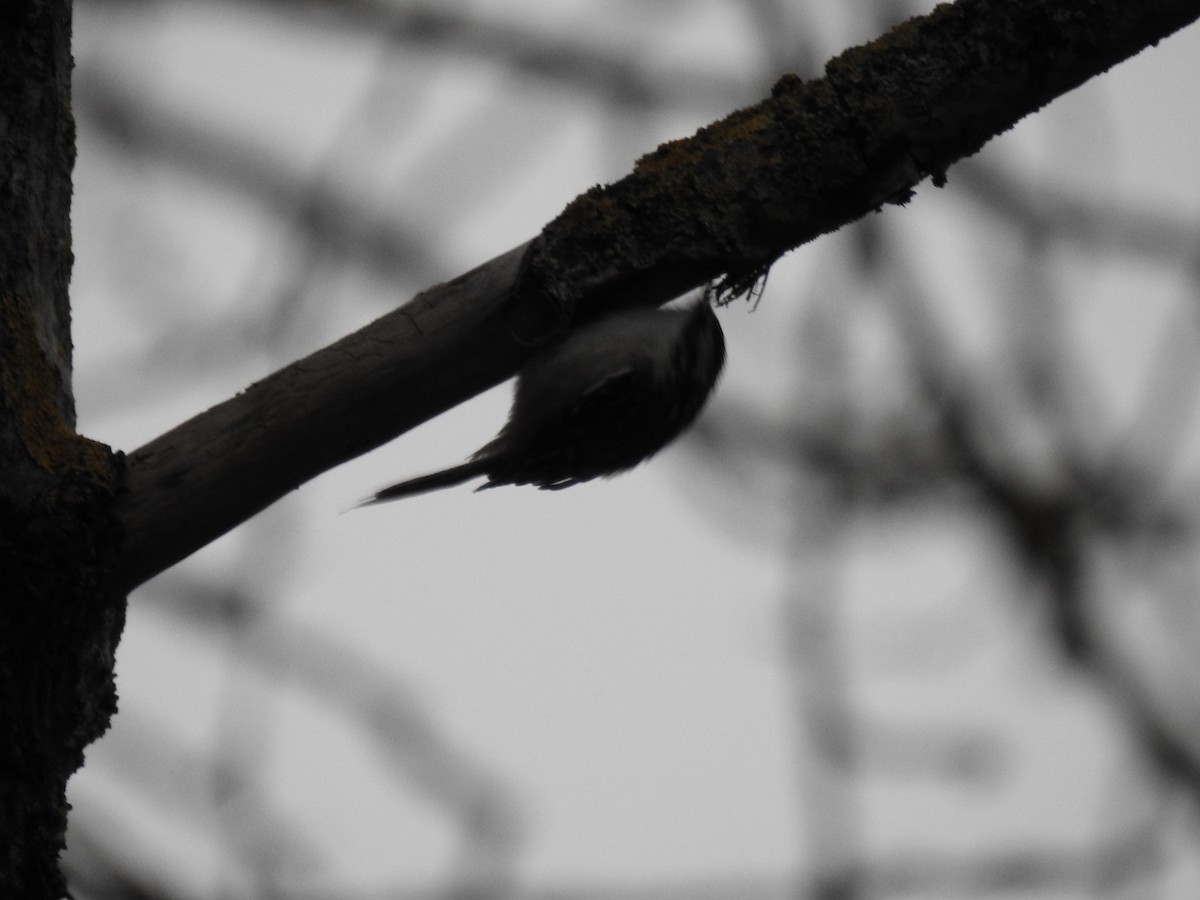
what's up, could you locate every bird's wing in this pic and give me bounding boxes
[491,366,671,490]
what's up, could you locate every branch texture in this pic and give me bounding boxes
[113,0,1200,591]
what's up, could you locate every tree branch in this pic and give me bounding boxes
[112,0,1200,592]
[113,243,529,592]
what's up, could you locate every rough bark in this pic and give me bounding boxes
[0,2,125,896]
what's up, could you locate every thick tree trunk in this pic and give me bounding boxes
[0,3,125,896]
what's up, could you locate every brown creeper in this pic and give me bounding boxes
[358,301,725,505]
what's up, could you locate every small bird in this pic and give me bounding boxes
[357,300,726,505]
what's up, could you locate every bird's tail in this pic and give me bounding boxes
[354,458,494,507]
